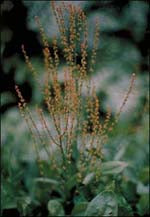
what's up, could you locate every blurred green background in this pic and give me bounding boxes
[1,0,149,216]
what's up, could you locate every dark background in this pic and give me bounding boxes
[1,0,149,114]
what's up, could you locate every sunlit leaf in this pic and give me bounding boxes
[84,191,118,216]
[101,161,128,175]
[47,200,65,216]
[83,173,95,185]
[34,177,59,185]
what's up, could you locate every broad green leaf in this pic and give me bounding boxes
[84,191,118,216]
[82,173,95,185]
[101,161,128,175]
[121,181,136,202]
[34,177,59,185]
[114,144,127,160]
[117,194,133,216]
[136,194,149,216]
[71,202,88,216]
[47,200,65,216]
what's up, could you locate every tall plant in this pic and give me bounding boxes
[15,1,135,216]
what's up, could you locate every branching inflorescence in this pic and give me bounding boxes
[15,1,135,183]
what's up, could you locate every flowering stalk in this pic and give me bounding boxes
[16,1,135,183]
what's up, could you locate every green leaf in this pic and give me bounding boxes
[84,191,118,216]
[73,191,87,204]
[66,174,77,191]
[136,194,149,216]
[71,202,88,216]
[2,202,17,210]
[117,194,133,216]
[17,196,31,216]
[34,177,59,185]
[121,181,136,202]
[101,161,128,175]
[138,166,149,184]
[47,200,65,216]
[114,144,127,160]
[82,173,95,185]
[72,141,79,162]
[105,180,115,192]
